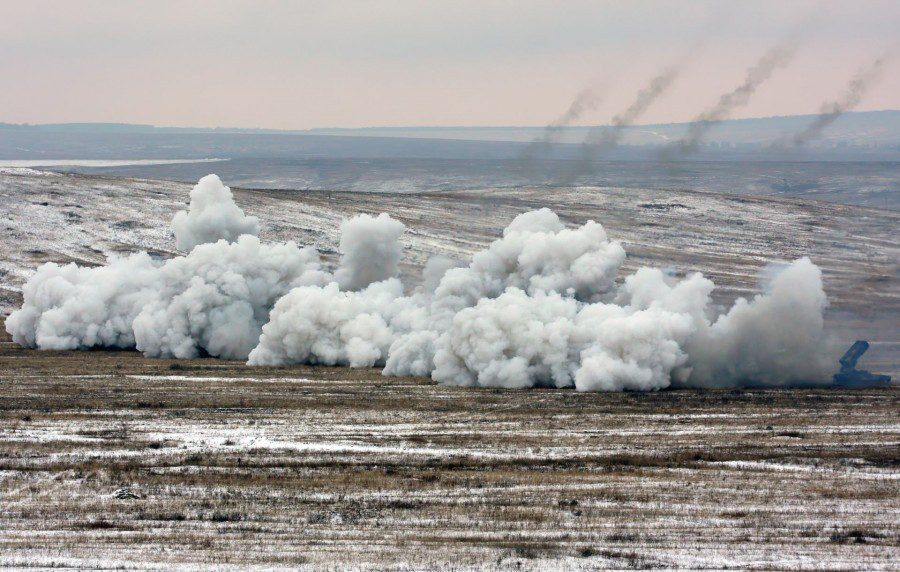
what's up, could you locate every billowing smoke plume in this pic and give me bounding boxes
[7,179,401,361]
[684,258,829,386]
[790,51,894,147]
[7,236,328,359]
[248,279,404,367]
[5,252,162,350]
[252,208,628,374]
[171,174,260,251]
[7,175,835,390]
[431,255,829,390]
[335,213,406,291]
[249,208,830,390]
[132,236,328,359]
[664,42,799,157]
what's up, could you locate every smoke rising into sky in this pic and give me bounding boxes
[522,87,604,160]
[553,67,680,182]
[584,68,679,149]
[791,49,896,146]
[7,174,835,391]
[171,174,260,251]
[334,213,407,291]
[664,41,800,157]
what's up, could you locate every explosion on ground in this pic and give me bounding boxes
[0,170,897,570]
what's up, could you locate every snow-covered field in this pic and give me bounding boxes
[1,328,898,570]
[1,169,898,569]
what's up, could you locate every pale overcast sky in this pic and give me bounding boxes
[2,0,899,129]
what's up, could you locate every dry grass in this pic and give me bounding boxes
[1,319,898,570]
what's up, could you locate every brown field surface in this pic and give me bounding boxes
[2,319,898,570]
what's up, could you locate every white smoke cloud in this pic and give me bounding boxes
[381,208,627,378]
[684,257,830,387]
[334,213,406,291]
[418,255,463,294]
[252,208,830,390]
[431,288,582,389]
[8,174,326,359]
[171,174,260,251]
[6,175,836,390]
[5,237,329,360]
[249,279,405,367]
[250,208,628,374]
[133,236,328,360]
[5,253,161,350]
[429,268,700,392]
[428,257,828,391]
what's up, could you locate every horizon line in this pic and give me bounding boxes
[3,109,899,134]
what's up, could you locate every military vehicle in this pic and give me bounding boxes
[833,340,892,388]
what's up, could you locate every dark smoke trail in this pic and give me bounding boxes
[585,67,679,150]
[563,67,681,182]
[549,68,680,186]
[662,41,799,158]
[547,87,603,136]
[791,51,895,147]
[582,5,736,155]
[520,87,603,161]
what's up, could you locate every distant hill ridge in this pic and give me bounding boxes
[3,109,900,141]
[3,111,899,162]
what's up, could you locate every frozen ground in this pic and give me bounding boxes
[1,170,899,569]
[1,169,897,375]
[1,322,898,570]
[43,158,900,209]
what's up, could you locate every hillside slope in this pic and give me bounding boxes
[1,169,896,374]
